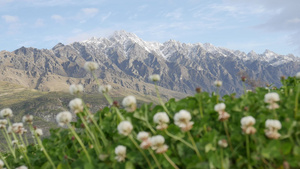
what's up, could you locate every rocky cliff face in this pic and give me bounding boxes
[0,30,299,97]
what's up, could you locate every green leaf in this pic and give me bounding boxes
[125,161,135,169]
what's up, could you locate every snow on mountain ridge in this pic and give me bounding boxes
[77,30,298,66]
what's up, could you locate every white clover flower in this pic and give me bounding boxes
[296,72,300,79]
[137,131,150,141]
[267,103,280,110]
[115,145,126,162]
[149,74,160,82]
[16,166,28,169]
[218,111,230,121]
[218,139,228,148]
[265,119,281,139]
[99,154,109,161]
[99,85,112,93]
[12,123,24,134]
[150,135,168,154]
[174,110,194,131]
[56,111,72,126]
[264,93,280,104]
[0,108,13,118]
[214,103,226,112]
[265,119,282,130]
[69,98,84,114]
[0,119,7,129]
[265,130,281,139]
[214,80,222,87]
[84,61,99,72]
[12,140,18,145]
[22,115,33,124]
[34,128,43,137]
[0,159,3,168]
[241,116,256,135]
[241,116,256,127]
[69,84,84,95]
[153,112,169,130]
[122,95,137,112]
[117,121,133,136]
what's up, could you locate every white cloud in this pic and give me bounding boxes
[287,18,300,24]
[165,8,182,20]
[34,18,45,27]
[81,8,99,17]
[2,15,18,23]
[51,15,64,22]
[101,12,111,22]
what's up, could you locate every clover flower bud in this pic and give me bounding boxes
[0,108,13,118]
[241,76,246,82]
[22,115,33,124]
[174,110,194,131]
[195,87,201,93]
[122,95,137,112]
[117,121,133,136]
[16,166,28,169]
[218,139,228,148]
[56,111,72,126]
[69,84,84,95]
[150,135,168,154]
[214,80,222,87]
[12,140,18,146]
[149,74,160,82]
[34,128,43,137]
[153,112,169,130]
[99,154,109,161]
[0,119,7,129]
[280,76,285,80]
[296,72,300,79]
[69,98,84,114]
[0,159,3,168]
[99,85,112,93]
[84,62,99,72]
[115,145,126,162]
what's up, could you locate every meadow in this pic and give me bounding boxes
[0,62,299,169]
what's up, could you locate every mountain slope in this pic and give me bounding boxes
[0,30,299,97]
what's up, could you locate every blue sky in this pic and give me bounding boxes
[1,0,300,56]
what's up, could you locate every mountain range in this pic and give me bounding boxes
[1,30,299,98]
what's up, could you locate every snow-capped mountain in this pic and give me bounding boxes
[0,30,299,97]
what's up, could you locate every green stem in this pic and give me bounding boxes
[216,88,219,104]
[36,135,56,169]
[197,93,207,134]
[1,129,16,159]
[0,153,11,169]
[295,84,299,118]
[67,124,92,163]
[129,135,153,169]
[223,121,233,152]
[246,135,252,169]
[149,149,162,169]
[220,148,225,169]
[163,153,179,169]
[144,105,156,134]
[187,131,202,161]
[114,107,125,121]
[155,82,172,118]
[18,134,27,152]
[165,130,194,149]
